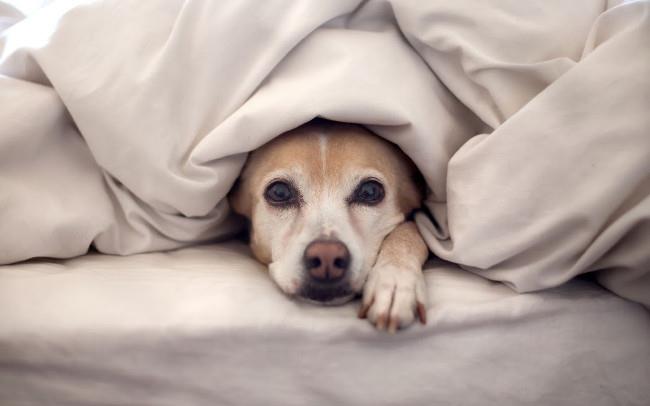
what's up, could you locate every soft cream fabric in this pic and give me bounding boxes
[0,1,648,304]
[1,243,649,405]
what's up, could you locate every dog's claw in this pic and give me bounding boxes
[358,307,367,319]
[358,297,374,319]
[417,302,427,325]
[388,316,400,334]
[376,314,388,331]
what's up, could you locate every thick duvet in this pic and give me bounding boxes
[1,243,649,405]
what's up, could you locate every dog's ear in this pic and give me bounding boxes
[228,177,252,219]
[411,168,428,203]
[398,157,427,215]
[399,178,423,215]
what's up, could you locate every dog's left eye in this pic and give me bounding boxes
[264,181,298,207]
[350,180,385,205]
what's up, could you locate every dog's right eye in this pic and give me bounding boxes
[350,179,385,206]
[264,181,298,207]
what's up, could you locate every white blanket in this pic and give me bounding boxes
[1,0,649,304]
[1,243,649,405]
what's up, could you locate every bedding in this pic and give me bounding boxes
[1,1,649,404]
[1,242,649,405]
[0,0,648,305]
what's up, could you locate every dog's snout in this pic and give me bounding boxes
[303,240,350,283]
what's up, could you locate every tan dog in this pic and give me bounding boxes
[229,120,429,332]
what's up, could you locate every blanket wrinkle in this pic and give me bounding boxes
[0,0,648,305]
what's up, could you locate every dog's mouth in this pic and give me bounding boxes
[297,281,356,306]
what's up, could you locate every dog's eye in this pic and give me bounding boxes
[351,180,385,205]
[264,181,298,207]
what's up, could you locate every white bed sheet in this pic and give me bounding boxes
[1,242,649,406]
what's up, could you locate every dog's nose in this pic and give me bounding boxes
[303,240,350,283]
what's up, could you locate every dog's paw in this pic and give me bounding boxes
[358,264,427,333]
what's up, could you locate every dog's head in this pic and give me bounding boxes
[229,120,423,304]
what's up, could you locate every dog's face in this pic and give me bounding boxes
[229,121,421,304]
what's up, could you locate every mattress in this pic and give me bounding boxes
[1,242,649,406]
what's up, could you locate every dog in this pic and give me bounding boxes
[229,120,429,332]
